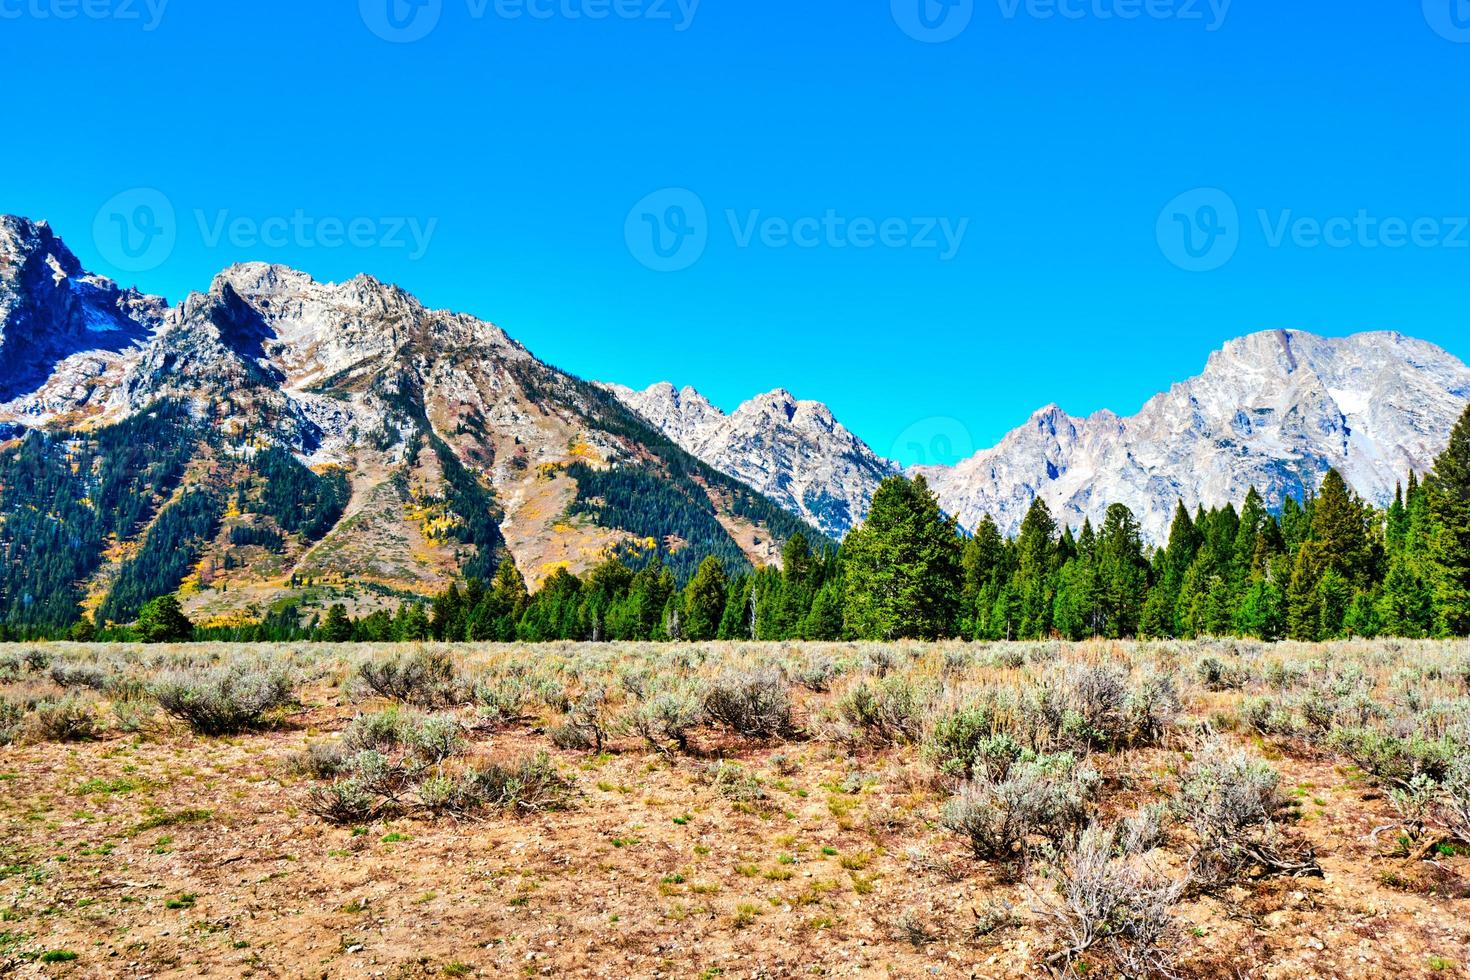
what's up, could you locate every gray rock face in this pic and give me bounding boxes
[0,216,166,404]
[921,330,1470,541]
[606,330,1470,545]
[601,382,899,538]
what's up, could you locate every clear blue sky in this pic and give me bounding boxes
[7,1,1469,466]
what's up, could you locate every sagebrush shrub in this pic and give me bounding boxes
[305,750,417,823]
[789,651,839,692]
[150,662,297,735]
[1176,743,1318,887]
[836,675,931,746]
[550,688,610,752]
[704,668,794,739]
[422,753,575,816]
[1195,656,1246,692]
[109,696,155,733]
[1034,824,1184,978]
[1326,726,1456,788]
[357,647,463,707]
[622,684,705,755]
[28,696,98,743]
[0,696,28,745]
[344,708,465,762]
[1434,759,1470,843]
[474,674,532,727]
[49,661,111,691]
[941,753,1098,861]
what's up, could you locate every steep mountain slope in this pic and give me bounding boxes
[921,330,1470,541]
[601,382,899,538]
[0,216,814,633]
[0,216,166,418]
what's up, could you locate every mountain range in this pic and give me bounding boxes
[0,215,809,631]
[608,333,1470,543]
[3,212,1469,630]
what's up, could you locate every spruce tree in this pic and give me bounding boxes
[1095,503,1149,637]
[1425,405,1470,635]
[842,475,963,640]
[682,556,729,641]
[320,604,354,643]
[136,595,194,644]
[1012,498,1058,639]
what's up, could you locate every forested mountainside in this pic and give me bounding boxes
[0,215,816,637]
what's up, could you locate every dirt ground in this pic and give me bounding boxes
[3,649,1469,979]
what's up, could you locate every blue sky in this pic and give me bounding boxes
[7,0,1470,466]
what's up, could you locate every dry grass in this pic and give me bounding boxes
[1,638,1468,978]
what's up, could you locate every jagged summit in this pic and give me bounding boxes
[922,329,1470,540]
[601,380,899,538]
[1,214,168,408]
[4,212,1469,618]
[607,329,1470,546]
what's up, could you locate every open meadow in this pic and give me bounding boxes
[3,639,1470,979]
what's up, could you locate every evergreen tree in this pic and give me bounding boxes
[804,579,845,640]
[136,595,194,644]
[1052,555,1099,640]
[1425,405,1470,635]
[960,515,1006,637]
[842,476,963,640]
[1142,502,1198,638]
[1095,503,1149,637]
[1012,498,1058,639]
[682,556,729,641]
[1236,574,1285,640]
[320,604,355,642]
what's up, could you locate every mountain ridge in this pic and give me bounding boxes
[599,380,900,539]
[919,328,1470,541]
[609,328,1470,543]
[0,215,818,634]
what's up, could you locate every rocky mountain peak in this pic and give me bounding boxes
[0,215,167,405]
[604,380,899,538]
[926,331,1470,541]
